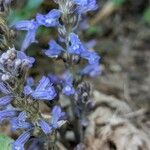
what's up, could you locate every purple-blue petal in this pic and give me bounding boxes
[74,0,98,13]
[0,95,13,106]
[0,82,11,94]
[26,77,34,86]
[36,9,61,27]
[51,106,65,129]
[21,29,38,51]
[26,76,57,101]
[12,131,31,150]
[45,40,64,58]
[62,85,75,96]
[31,89,56,100]
[10,111,31,131]
[81,63,101,77]
[17,51,35,67]
[24,85,33,95]
[38,119,52,134]
[0,109,17,123]
[14,20,38,31]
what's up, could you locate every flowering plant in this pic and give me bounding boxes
[0,0,100,149]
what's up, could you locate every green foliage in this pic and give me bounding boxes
[143,7,150,25]
[0,134,14,150]
[112,0,126,7]
[8,0,43,25]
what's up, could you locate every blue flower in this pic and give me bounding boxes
[0,95,13,106]
[10,111,31,131]
[74,0,98,14]
[68,33,100,64]
[24,76,57,101]
[0,109,17,123]
[36,9,61,27]
[17,51,35,68]
[38,106,65,134]
[14,19,39,51]
[26,77,34,86]
[82,51,100,64]
[45,40,64,58]
[68,33,86,56]
[38,119,52,134]
[50,106,65,129]
[62,85,75,96]
[12,131,31,150]
[81,63,101,77]
[0,82,11,94]
[48,74,62,85]
[62,72,75,96]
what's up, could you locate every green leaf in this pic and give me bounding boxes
[112,0,126,6]
[0,134,14,150]
[143,7,150,25]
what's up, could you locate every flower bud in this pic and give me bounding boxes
[21,60,30,71]
[1,73,10,81]
[15,59,22,68]
[71,54,80,64]
[7,48,16,60]
[1,53,9,60]
[0,58,5,64]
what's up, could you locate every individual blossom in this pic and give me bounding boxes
[0,108,17,123]
[50,105,65,129]
[24,76,57,101]
[68,33,100,65]
[26,77,34,86]
[0,82,13,110]
[74,0,98,14]
[82,51,100,65]
[38,106,65,134]
[0,82,11,94]
[10,111,31,131]
[38,119,52,134]
[17,51,35,68]
[62,72,75,96]
[36,9,61,27]
[48,74,62,85]
[12,131,31,150]
[45,40,64,58]
[68,32,86,56]
[0,95,13,106]
[81,63,101,77]
[14,19,39,51]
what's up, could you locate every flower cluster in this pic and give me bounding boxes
[0,49,65,149]
[0,48,34,82]
[0,0,101,149]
